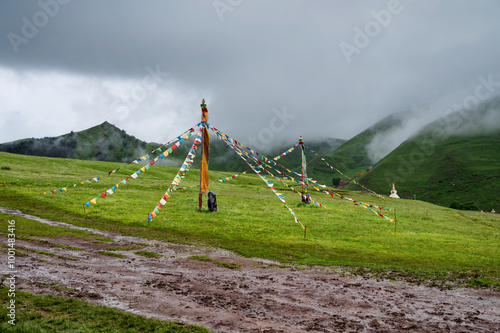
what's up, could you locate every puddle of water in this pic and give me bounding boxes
[0,206,279,265]
[0,206,109,236]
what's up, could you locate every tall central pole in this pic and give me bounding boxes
[199,99,209,209]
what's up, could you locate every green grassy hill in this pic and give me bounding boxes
[353,99,500,212]
[307,111,414,185]
[0,121,159,162]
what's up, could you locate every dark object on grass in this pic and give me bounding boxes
[208,191,217,212]
[301,193,311,204]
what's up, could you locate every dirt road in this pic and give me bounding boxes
[3,208,500,332]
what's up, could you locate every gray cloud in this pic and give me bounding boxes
[1,0,500,149]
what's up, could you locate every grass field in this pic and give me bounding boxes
[0,285,210,333]
[0,151,499,282]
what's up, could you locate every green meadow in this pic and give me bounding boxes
[0,287,210,333]
[0,151,499,284]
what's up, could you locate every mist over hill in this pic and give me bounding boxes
[367,96,500,164]
[305,110,416,185]
[352,97,500,211]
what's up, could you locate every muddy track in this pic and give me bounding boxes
[2,208,499,332]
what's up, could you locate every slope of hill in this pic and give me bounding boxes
[354,98,500,211]
[0,121,345,173]
[307,111,414,185]
[0,121,159,162]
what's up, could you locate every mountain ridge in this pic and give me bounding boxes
[0,121,159,162]
[0,121,345,173]
[350,97,500,211]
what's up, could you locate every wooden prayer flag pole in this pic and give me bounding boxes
[199,99,209,210]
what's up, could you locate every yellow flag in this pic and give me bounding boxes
[200,127,210,193]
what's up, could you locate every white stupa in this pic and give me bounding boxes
[390,183,400,199]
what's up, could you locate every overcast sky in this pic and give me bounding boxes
[1,0,500,150]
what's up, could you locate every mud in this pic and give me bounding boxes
[2,208,499,332]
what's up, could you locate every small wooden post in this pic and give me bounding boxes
[394,208,398,234]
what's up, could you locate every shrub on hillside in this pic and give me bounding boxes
[449,201,479,211]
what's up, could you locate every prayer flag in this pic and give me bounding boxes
[200,126,210,193]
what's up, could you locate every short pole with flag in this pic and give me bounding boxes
[299,136,307,195]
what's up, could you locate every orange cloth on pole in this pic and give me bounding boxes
[200,127,210,193]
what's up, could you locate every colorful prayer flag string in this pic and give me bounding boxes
[148,129,202,221]
[45,124,200,195]
[305,146,384,199]
[210,125,394,223]
[211,126,304,229]
[83,128,196,208]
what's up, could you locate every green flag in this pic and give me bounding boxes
[301,145,308,185]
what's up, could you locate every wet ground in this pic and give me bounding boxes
[2,208,500,332]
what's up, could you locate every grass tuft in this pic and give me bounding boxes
[189,256,241,270]
[98,251,127,259]
[134,250,162,257]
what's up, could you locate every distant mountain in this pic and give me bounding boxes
[0,121,344,173]
[0,121,159,162]
[307,111,414,185]
[352,97,500,211]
